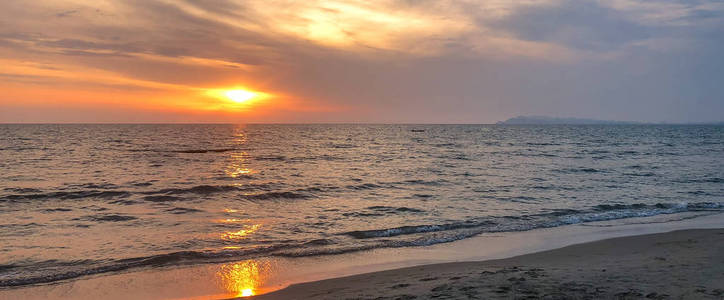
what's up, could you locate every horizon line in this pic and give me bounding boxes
[1,122,722,125]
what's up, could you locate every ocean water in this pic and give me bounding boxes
[0,124,722,287]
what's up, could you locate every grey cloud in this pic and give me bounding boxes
[685,8,723,20]
[0,72,51,83]
[55,10,78,18]
[59,49,132,58]
[0,72,160,92]
[38,38,144,54]
[180,0,247,17]
[0,0,284,85]
[485,1,651,51]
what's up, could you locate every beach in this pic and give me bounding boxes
[260,228,724,299]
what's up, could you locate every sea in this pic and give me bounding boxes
[0,124,722,287]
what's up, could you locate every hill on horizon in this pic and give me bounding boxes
[497,116,639,125]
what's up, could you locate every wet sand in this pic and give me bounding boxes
[258,228,724,299]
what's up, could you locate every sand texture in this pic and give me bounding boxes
[257,229,724,300]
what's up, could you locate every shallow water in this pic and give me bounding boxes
[0,124,722,287]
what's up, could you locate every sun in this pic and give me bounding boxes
[225,89,257,103]
[203,87,271,108]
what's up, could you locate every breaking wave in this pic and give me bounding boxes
[2,201,720,287]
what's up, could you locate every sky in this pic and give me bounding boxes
[1,0,723,123]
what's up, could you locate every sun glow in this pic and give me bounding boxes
[205,87,271,108]
[226,90,257,103]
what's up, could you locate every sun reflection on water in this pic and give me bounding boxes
[227,167,254,178]
[215,128,270,298]
[222,224,261,240]
[225,152,255,178]
[217,260,267,297]
[217,218,245,223]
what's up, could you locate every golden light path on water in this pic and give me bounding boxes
[222,224,262,241]
[214,130,272,297]
[216,218,266,296]
[225,153,255,178]
[217,260,269,297]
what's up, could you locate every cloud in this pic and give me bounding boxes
[0,0,723,122]
[485,1,650,51]
[55,9,78,18]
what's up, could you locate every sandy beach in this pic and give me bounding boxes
[259,228,724,300]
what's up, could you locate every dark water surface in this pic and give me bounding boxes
[0,124,722,286]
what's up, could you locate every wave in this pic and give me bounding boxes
[0,184,264,202]
[242,191,309,201]
[0,190,131,202]
[2,201,721,288]
[143,195,184,202]
[676,177,724,184]
[623,172,656,177]
[344,221,490,239]
[65,183,121,190]
[526,142,560,146]
[0,185,241,202]
[0,184,313,204]
[394,179,448,186]
[329,143,356,149]
[3,187,42,193]
[172,148,237,153]
[0,244,296,287]
[165,207,203,214]
[128,148,238,154]
[341,206,426,218]
[143,185,245,196]
[254,155,286,161]
[366,206,425,213]
[43,208,73,212]
[345,183,384,190]
[72,214,138,222]
[342,201,723,239]
[555,167,604,174]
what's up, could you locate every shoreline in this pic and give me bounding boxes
[259,228,724,299]
[1,212,723,300]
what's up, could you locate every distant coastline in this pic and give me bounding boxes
[497,115,723,125]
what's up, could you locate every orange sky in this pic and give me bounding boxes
[1,0,723,123]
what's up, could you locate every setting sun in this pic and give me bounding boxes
[203,87,272,110]
[226,90,257,103]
